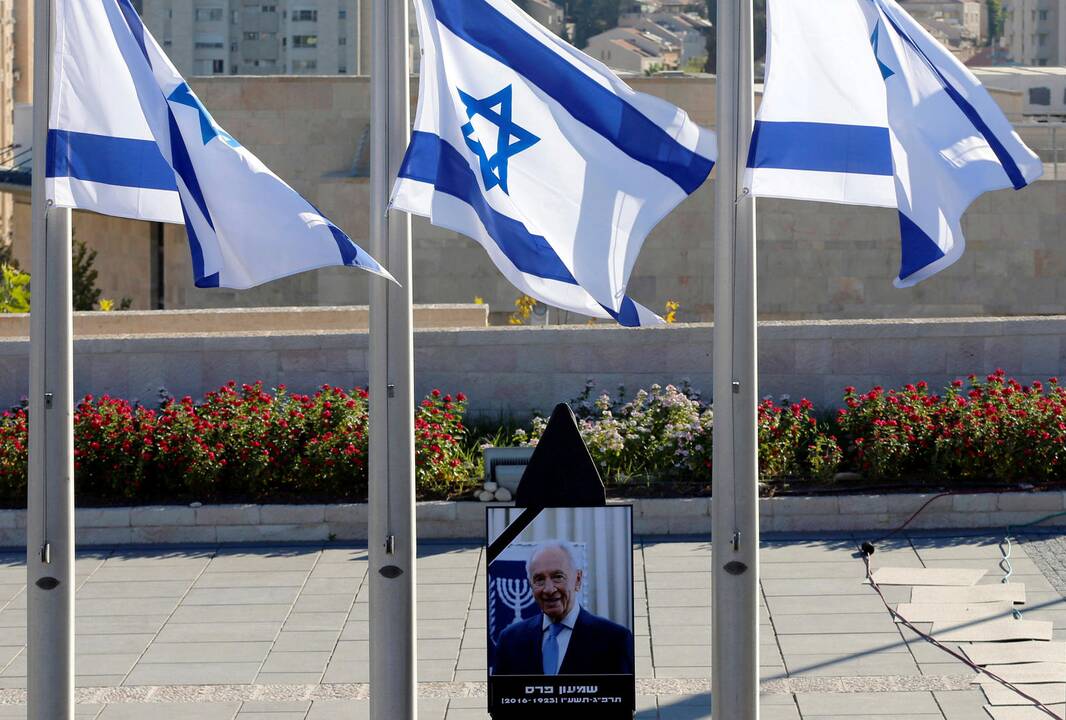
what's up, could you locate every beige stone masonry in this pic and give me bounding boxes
[0,491,1057,546]
[1,316,1065,416]
[0,305,488,338]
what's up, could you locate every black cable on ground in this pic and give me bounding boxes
[858,495,1066,720]
[860,550,1064,720]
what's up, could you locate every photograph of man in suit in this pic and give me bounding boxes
[492,540,634,676]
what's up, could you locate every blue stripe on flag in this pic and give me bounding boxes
[323,217,358,265]
[602,296,641,327]
[874,2,1027,190]
[326,220,374,269]
[179,201,217,287]
[747,121,893,176]
[430,0,713,195]
[898,211,945,281]
[167,110,215,232]
[46,129,178,191]
[116,0,151,63]
[399,131,578,286]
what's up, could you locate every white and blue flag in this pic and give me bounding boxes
[391,0,717,326]
[46,0,391,289]
[745,0,1042,287]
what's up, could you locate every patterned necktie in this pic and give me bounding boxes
[542,622,564,675]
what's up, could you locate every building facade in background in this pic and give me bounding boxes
[1002,0,1066,66]
[585,26,682,73]
[137,0,370,76]
[516,0,565,37]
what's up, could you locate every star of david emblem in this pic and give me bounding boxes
[457,85,540,194]
[870,22,895,80]
[168,82,241,148]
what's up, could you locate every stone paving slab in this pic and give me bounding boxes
[0,532,1058,717]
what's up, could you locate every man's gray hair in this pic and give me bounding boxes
[525,540,579,580]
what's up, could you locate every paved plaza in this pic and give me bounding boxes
[0,531,1059,718]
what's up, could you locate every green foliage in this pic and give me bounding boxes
[0,265,31,314]
[836,372,1066,484]
[0,240,126,313]
[0,241,17,269]
[0,406,27,503]
[684,56,708,74]
[758,397,835,482]
[0,382,479,507]
[704,0,767,73]
[511,381,838,490]
[568,0,624,49]
[987,0,1004,41]
[520,380,716,483]
[72,239,102,312]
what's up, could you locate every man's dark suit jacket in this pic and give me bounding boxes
[493,606,634,675]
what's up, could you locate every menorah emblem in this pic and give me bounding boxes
[496,577,535,626]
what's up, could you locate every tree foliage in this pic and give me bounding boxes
[0,265,30,314]
[704,0,767,74]
[72,238,102,312]
[986,0,1005,42]
[566,0,623,49]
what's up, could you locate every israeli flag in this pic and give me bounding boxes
[46,0,391,289]
[391,0,716,326]
[746,0,1043,287]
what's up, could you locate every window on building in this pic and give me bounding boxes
[212,59,225,74]
[339,9,348,19]
[293,9,318,21]
[245,32,260,40]
[292,59,318,71]
[230,41,238,51]
[293,35,318,48]
[1037,58,1048,66]
[1039,10,1049,21]
[231,65,239,74]
[338,36,347,45]
[195,8,224,22]
[1030,86,1051,105]
[339,66,348,73]
[262,5,276,11]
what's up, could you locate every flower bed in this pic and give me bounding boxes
[516,372,1066,494]
[0,382,477,506]
[0,371,1063,507]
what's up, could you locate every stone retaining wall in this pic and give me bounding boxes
[0,305,487,338]
[0,316,1063,415]
[0,492,1060,546]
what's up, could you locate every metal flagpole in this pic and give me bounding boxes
[711,0,759,718]
[27,0,75,718]
[369,0,416,719]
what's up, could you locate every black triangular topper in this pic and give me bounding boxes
[515,403,606,508]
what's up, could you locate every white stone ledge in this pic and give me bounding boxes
[1,492,1061,546]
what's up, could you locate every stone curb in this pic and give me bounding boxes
[0,491,1061,546]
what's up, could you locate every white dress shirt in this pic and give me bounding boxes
[541,603,581,674]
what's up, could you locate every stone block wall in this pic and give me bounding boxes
[0,316,1063,416]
